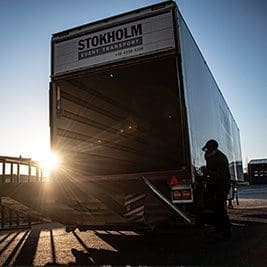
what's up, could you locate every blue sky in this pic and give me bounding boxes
[0,0,266,168]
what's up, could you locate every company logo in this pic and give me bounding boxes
[78,24,143,60]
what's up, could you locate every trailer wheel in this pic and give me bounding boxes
[66,225,76,232]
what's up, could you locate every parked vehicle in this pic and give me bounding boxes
[47,0,244,230]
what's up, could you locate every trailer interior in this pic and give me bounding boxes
[53,55,187,178]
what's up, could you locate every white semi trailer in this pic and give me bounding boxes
[1,1,243,231]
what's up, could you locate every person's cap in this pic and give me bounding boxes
[202,139,218,151]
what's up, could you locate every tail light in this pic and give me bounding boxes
[171,186,193,203]
[166,173,193,203]
[172,188,192,200]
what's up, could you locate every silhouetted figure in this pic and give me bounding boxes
[202,139,232,239]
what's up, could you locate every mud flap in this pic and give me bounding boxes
[142,176,192,224]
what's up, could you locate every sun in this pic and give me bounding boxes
[21,137,61,179]
[32,149,60,178]
[39,151,60,175]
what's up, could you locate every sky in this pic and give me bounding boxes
[0,0,266,169]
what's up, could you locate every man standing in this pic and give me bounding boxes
[202,139,232,238]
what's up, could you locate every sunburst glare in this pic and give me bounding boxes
[39,151,60,176]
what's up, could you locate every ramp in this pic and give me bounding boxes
[141,176,192,224]
[0,174,192,229]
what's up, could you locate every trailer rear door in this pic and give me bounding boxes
[50,55,187,178]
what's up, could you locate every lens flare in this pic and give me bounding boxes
[39,151,60,177]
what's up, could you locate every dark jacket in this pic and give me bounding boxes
[204,149,231,196]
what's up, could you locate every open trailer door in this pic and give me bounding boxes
[48,1,194,229]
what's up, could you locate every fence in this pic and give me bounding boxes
[0,155,44,230]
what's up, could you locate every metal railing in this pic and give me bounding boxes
[0,155,43,183]
[0,155,44,230]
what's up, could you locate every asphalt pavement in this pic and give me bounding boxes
[0,184,266,266]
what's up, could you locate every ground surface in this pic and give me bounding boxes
[0,184,266,266]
